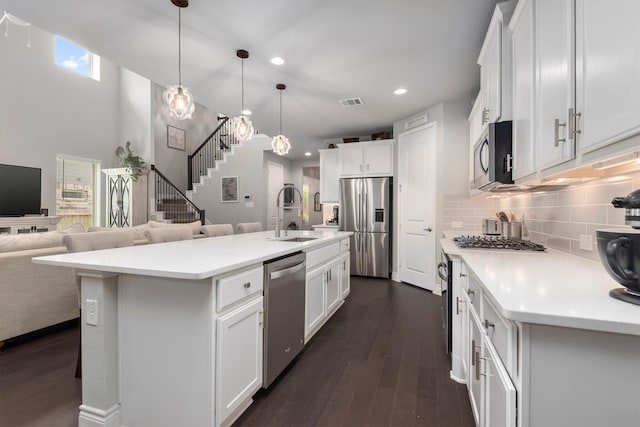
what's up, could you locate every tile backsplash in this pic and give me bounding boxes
[443,171,640,261]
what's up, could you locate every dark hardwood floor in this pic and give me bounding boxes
[235,277,474,427]
[0,277,474,427]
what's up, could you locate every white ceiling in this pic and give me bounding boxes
[1,0,500,159]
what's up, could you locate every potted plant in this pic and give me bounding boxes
[116,141,146,182]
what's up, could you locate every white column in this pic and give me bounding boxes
[77,271,120,427]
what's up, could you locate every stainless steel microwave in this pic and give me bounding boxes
[472,121,514,191]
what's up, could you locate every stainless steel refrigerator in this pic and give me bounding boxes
[339,177,392,278]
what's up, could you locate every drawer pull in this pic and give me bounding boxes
[471,339,476,366]
[475,349,481,381]
[243,282,251,289]
[484,319,495,329]
[456,297,461,315]
[460,272,467,278]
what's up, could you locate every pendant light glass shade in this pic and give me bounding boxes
[234,115,254,142]
[164,4,194,120]
[164,85,195,120]
[272,83,291,156]
[271,134,291,156]
[233,49,253,142]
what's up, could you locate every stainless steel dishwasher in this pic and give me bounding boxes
[263,251,306,388]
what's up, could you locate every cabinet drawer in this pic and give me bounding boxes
[482,294,517,376]
[306,242,340,270]
[340,238,350,253]
[216,266,264,312]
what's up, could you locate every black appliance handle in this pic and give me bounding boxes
[437,262,448,282]
[605,237,639,285]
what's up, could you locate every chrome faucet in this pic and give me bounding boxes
[275,185,303,238]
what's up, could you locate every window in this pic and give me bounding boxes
[56,157,99,230]
[55,36,100,81]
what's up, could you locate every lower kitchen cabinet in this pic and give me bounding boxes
[468,308,484,426]
[216,296,263,427]
[482,334,517,427]
[304,239,350,343]
[340,252,350,298]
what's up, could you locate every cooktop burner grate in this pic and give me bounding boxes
[453,235,547,251]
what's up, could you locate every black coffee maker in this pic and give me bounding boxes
[596,188,640,305]
[327,205,339,225]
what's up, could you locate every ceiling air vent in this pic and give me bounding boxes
[339,97,364,107]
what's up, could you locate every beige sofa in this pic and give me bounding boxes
[0,220,203,342]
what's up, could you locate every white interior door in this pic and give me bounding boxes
[267,162,284,230]
[398,124,436,291]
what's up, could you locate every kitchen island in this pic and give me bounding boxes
[441,237,640,427]
[34,230,351,427]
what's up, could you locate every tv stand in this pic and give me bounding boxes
[0,216,62,235]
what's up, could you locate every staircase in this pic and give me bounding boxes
[150,116,253,225]
[150,165,205,224]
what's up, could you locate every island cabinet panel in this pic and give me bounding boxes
[118,275,214,427]
[482,334,517,427]
[216,296,263,427]
[340,252,350,299]
[305,264,327,341]
[325,258,341,315]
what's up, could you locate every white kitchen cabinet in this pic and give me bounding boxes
[339,252,350,299]
[216,296,263,427]
[476,1,515,133]
[304,240,349,342]
[337,140,394,177]
[325,258,341,315]
[482,334,517,427]
[575,0,640,154]
[535,0,575,171]
[305,264,327,340]
[468,95,483,147]
[510,0,536,181]
[450,260,468,383]
[468,308,483,427]
[319,149,340,203]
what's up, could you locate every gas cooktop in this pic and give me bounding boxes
[453,235,547,251]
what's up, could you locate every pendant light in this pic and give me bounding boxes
[233,49,254,142]
[271,83,291,156]
[163,0,195,120]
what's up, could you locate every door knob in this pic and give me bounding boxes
[423,227,432,232]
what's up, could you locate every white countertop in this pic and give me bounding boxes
[311,224,339,229]
[441,237,640,336]
[33,230,351,280]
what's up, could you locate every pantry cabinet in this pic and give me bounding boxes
[319,149,340,203]
[337,140,394,177]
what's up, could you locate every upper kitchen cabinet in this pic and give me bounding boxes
[510,0,536,181]
[337,140,394,177]
[319,149,340,203]
[477,1,516,132]
[535,0,576,171]
[469,94,483,147]
[575,0,640,154]
[529,0,640,177]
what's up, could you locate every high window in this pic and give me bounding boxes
[56,157,99,230]
[55,36,100,81]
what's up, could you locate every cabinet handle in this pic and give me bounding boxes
[554,118,566,147]
[460,272,467,278]
[569,108,581,139]
[466,289,475,300]
[343,260,346,270]
[329,269,332,282]
[475,348,482,381]
[359,165,363,172]
[456,297,461,315]
[506,154,513,173]
[471,339,476,366]
[243,282,251,289]
[484,319,495,329]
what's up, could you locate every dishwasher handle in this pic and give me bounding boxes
[269,261,306,280]
[437,261,448,282]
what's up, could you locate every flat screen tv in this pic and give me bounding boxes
[0,164,41,216]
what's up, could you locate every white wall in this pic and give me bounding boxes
[0,23,122,216]
[152,83,221,191]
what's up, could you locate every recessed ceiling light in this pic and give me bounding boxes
[393,88,407,95]
[305,152,312,157]
[241,109,252,116]
[270,57,285,66]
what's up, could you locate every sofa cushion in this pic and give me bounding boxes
[0,223,85,253]
[88,223,151,240]
[148,220,202,235]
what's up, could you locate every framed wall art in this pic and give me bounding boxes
[167,125,186,151]
[221,176,238,202]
